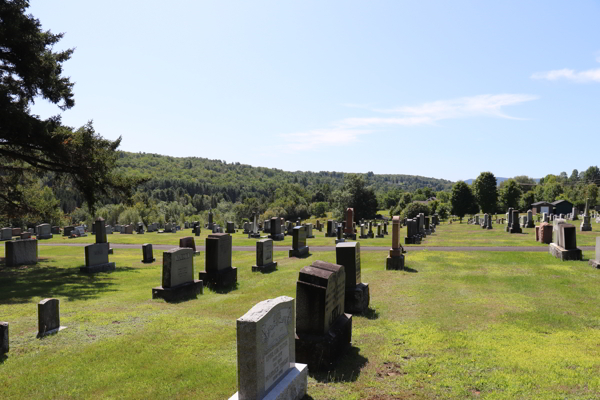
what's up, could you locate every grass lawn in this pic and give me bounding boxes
[36,218,600,248]
[1,244,600,399]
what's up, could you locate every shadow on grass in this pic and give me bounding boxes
[209,282,239,294]
[310,346,368,383]
[0,261,130,304]
[0,354,7,364]
[403,266,418,273]
[358,307,379,320]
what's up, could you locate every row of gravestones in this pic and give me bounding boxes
[405,213,438,244]
[1,224,54,241]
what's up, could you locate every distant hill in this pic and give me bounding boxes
[463,177,540,185]
[116,152,455,204]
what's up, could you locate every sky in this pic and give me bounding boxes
[29,0,600,182]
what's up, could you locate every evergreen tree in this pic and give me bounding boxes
[451,181,477,222]
[473,172,498,214]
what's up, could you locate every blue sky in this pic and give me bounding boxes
[29,0,600,181]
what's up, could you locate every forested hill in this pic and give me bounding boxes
[116,152,453,203]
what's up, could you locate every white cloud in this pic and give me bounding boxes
[279,94,537,151]
[531,68,600,83]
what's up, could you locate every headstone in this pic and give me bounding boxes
[304,223,314,238]
[367,221,374,239]
[152,247,203,301]
[538,222,552,244]
[0,322,8,354]
[589,237,600,268]
[581,199,592,231]
[81,242,116,273]
[208,211,214,229]
[252,239,278,272]
[95,218,107,244]
[336,242,369,313]
[35,223,52,240]
[295,260,352,370]
[0,227,12,241]
[508,210,522,233]
[199,233,238,288]
[344,208,356,239]
[228,296,307,400]
[37,298,65,338]
[4,239,38,266]
[195,225,201,237]
[63,226,74,237]
[179,236,200,255]
[289,226,310,258]
[387,216,405,270]
[20,232,31,240]
[249,212,261,238]
[326,220,335,237]
[137,223,145,234]
[141,243,155,263]
[269,217,284,241]
[335,224,345,244]
[572,207,579,220]
[549,220,582,261]
[376,224,384,238]
[359,224,367,239]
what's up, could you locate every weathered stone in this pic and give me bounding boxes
[36,223,53,240]
[5,239,38,266]
[229,296,307,400]
[253,239,277,272]
[152,247,203,301]
[142,243,155,263]
[336,242,369,314]
[82,242,115,273]
[37,298,65,338]
[289,226,309,258]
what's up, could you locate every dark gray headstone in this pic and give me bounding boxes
[162,248,194,288]
[38,298,63,337]
[5,239,38,266]
[205,233,232,273]
[0,322,7,354]
[142,243,155,263]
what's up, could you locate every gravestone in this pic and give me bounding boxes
[63,226,74,237]
[249,212,261,238]
[589,237,600,268]
[335,224,345,244]
[367,222,374,239]
[344,208,356,239]
[137,223,145,234]
[208,211,214,229]
[336,242,369,313]
[20,232,31,239]
[424,217,431,235]
[549,220,582,261]
[263,219,271,234]
[325,220,335,237]
[269,217,284,241]
[195,225,201,237]
[538,222,552,244]
[199,233,238,288]
[94,218,112,254]
[35,223,52,240]
[141,243,155,263]
[581,199,592,232]
[376,224,384,238]
[387,216,405,270]
[51,226,60,234]
[37,298,65,338]
[316,220,322,231]
[0,322,7,354]
[252,238,278,272]
[122,224,134,234]
[572,207,579,220]
[295,260,352,370]
[228,296,307,400]
[0,227,12,241]
[304,223,314,239]
[152,247,203,301]
[286,221,294,236]
[12,227,21,237]
[81,242,116,273]
[359,224,367,239]
[508,210,522,233]
[227,221,236,234]
[289,226,310,258]
[5,239,38,266]
[179,236,200,255]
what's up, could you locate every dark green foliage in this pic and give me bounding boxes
[499,179,522,210]
[399,202,431,220]
[0,1,140,219]
[473,172,498,214]
[451,181,477,220]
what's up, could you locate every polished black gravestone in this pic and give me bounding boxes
[199,233,238,288]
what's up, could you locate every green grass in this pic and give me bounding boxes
[1,245,600,399]
[36,218,600,248]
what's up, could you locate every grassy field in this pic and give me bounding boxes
[34,218,600,248]
[1,238,600,399]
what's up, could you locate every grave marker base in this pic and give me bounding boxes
[335,239,345,244]
[36,234,53,240]
[228,363,308,400]
[345,283,370,314]
[386,255,405,270]
[548,243,582,261]
[80,262,116,273]
[37,326,66,338]
[251,261,277,273]
[199,266,237,288]
[141,258,156,263]
[289,246,309,258]
[295,313,352,371]
[152,280,203,302]
[404,237,421,245]
[376,234,385,238]
[248,233,261,238]
[268,234,285,241]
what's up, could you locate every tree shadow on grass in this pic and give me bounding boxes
[309,346,368,383]
[0,261,133,304]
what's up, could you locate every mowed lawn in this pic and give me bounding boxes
[1,241,600,399]
[33,218,600,248]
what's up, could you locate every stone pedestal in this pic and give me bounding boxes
[548,243,582,261]
[580,216,592,232]
[386,254,405,270]
[199,267,238,288]
[152,280,204,301]
[295,313,352,371]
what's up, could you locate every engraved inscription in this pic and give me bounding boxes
[261,306,291,350]
[264,338,290,391]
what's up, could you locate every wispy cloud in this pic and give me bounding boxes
[279,94,537,151]
[532,56,600,83]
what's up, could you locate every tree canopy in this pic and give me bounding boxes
[0,0,139,219]
[473,172,498,214]
[451,181,477,221]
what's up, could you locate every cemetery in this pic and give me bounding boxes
[2,2,600,398]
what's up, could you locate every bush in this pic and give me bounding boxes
[399,202,432,220]
[310,202,328,218]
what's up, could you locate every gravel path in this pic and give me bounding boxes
[38,243,596,252]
